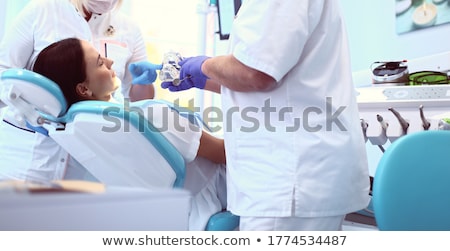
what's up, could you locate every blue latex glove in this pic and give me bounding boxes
[129,61,162,85]
[161,56,210,92]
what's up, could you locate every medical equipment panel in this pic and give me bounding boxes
[357,84,450,145]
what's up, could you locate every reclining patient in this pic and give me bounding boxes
[33,37,227,231]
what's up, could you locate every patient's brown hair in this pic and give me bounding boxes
[33,38,87,107]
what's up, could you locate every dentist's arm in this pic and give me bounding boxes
[161,55,276,93]
[202,54,276,93]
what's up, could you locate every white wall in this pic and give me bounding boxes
[0,1,6,40]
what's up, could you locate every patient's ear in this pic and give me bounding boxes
[76,83,93,98]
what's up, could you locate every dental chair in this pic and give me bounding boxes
[372,130,450,230]
[0,68,239,231]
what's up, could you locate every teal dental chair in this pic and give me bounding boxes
[0,68,239,231]
[372,130,450,230]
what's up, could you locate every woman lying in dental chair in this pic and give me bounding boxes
[32,37,227,231]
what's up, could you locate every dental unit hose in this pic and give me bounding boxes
[419,105,431,130]
[388,107,409,135]
[376,114,387,153]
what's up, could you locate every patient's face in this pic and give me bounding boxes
[81,40,119,101]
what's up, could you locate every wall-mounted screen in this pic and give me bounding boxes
[216,0,241,40]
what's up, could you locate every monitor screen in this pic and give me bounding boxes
[216,0,242,40]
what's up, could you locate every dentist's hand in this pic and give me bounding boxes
[161,56,210,92]
[129,61,162,85]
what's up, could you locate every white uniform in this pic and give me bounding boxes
[87,10,148,101]
[222,0,370,219]
[0,0,92,182]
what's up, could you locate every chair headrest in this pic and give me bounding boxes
[0,68,67,118]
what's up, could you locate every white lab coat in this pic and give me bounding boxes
[222,0,370,217]
[87,10,148,100]
[0,0,92,182]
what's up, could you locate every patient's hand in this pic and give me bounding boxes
[197,131,226,165]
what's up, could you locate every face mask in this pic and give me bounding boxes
[85,0,119,14]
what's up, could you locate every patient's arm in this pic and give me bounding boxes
[197,131,226,164]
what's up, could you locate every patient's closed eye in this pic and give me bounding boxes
[96,54,104,66]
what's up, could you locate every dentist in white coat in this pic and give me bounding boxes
[159,0,371,230]
[72,0,156,102]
